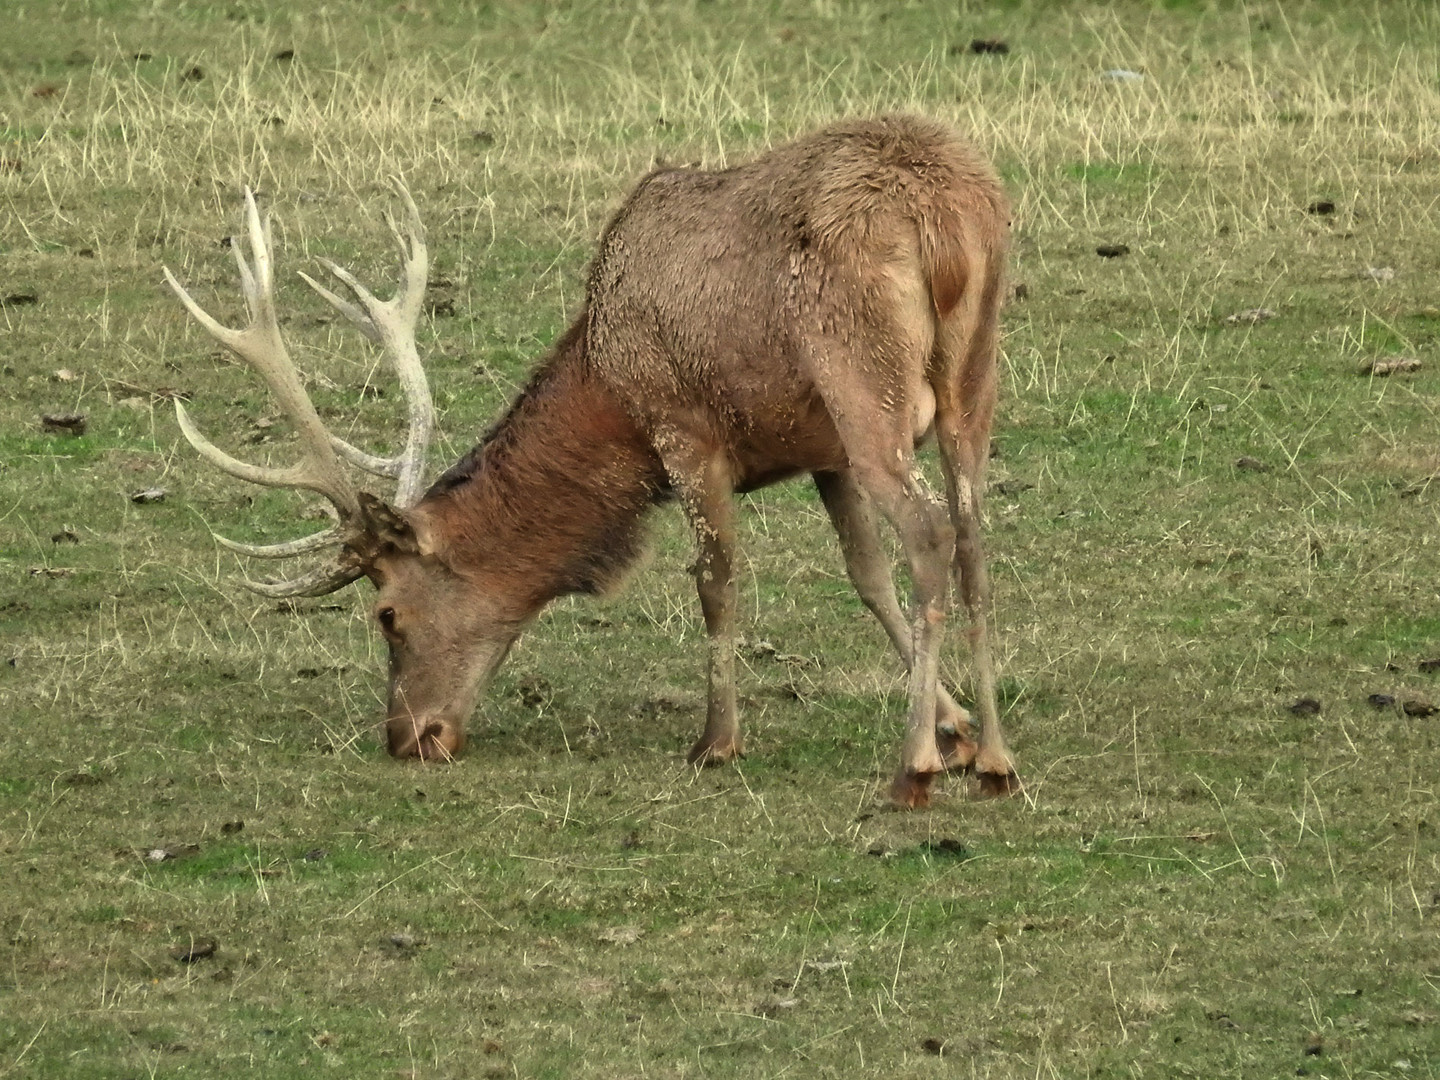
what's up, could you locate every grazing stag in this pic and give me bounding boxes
[165,114,1017,806]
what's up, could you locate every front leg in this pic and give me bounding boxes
[666,448,743,766]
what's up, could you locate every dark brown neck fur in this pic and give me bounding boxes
[419,318,670,608]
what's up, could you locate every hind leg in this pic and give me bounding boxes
[931,298,1019,797]
[814,469,978,772]
[939,449,1018,796]
[808,387,957,807]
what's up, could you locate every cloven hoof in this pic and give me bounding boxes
[975,770,1022,799]
[936,728,980,773]
[687,737,744,767]
[889,769,939,810]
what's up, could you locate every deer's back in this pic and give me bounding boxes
[582,114,1005,487]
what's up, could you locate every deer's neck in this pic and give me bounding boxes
[417,324,668,609]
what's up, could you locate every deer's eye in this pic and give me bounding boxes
[377,607,397,634]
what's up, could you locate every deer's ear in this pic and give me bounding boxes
[405,505,440,558]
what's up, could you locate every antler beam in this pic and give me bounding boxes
[164,183,434,597]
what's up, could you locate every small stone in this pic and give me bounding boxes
[1225,308,1276,325]
[146,843,199,862]
[597,926,643,945]
[1361,357,1421,376]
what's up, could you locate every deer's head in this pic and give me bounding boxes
[346,499,528,761]
[164,184,510,761]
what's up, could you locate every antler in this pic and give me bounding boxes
[300,182,433,508]
[163,182,434,597]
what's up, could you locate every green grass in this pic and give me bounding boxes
[4,0,1440,1077]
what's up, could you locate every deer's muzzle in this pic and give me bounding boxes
[386,715,465,761]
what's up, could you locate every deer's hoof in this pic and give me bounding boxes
[889,768,938,810]
[936,727,979,773]
[687,736,743,767]
[972,747,1019,798]
[975,769,1021,799]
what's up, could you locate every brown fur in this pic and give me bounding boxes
[361,115,1017,802]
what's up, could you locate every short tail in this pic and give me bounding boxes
[919,199,1006,322]
[919,192,1007,457]
[920,202,967,319]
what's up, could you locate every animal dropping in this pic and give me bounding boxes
[40,413,87,436]
[161,115,1018,807]
[169,936,217,963]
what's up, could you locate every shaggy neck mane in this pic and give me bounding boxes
[419,318,668,606]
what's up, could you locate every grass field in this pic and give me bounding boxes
[3,1,1439,1076]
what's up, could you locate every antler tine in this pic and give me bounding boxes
[297,178,434,508]
[207,502,343,560]
[172,395,323,492]
[216,527,342,559]
[239,562,364,599]
[329,435,402,478]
